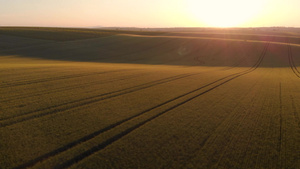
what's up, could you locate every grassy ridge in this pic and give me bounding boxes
[1,27,300,44]
[0,27,166,41]
[167,32,300,45]
[1,34,267,67]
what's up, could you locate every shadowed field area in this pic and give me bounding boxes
[0,28,300,169]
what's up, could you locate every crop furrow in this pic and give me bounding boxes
[0,66,59,76]
[46,42,270,169]
[2,68,99,82]
[214,86,264,168]
[0,73,195,127]
[240,95,268,167]
[2,72,148,103]
[290,95,300,128]
[181,81,261,168]
[2,70,102,84]
[12,42,270,169]
[0,69,132,88]
[279,83,283,167]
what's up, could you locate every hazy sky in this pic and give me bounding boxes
[1,0,300,27]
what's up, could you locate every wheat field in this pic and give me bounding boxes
[0,27,299,169]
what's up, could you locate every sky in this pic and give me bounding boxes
[1,0,300,28]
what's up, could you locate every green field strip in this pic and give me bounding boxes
[102,38,202,65]
[113,38,261,67]
[93,38,176,63]
[181,32,300,45]
[2,35,175,64]
[219,43,254,69]
[44,36,162,62]
[122,33,300,48]
[0,27,117,41]
[0,34,127,52]
[16,43,269,169]
[0,35,143,62]
[0,34,54,50]
[0,41,56,53]
[2,33,268,67]
[101,39,184,64]
[168,32,300,41]
[0,27,166,41]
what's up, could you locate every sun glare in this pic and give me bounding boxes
[186,0,267,27]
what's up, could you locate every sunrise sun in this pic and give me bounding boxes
[186,0,267,27]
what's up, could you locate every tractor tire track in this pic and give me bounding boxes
[2,72,149,103]
[287,43,300,78]
[14,42,269,169]
[0,73,196,127]
[0,69,133,88]
[233,93,268,167]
